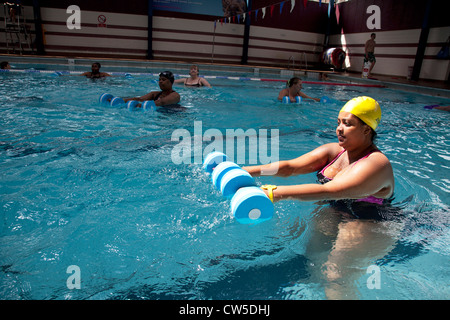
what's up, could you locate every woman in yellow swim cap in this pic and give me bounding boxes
[243,96,394,208]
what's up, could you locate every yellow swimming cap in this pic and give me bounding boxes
[340,96,381,130]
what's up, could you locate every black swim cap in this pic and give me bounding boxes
[159,71,174,84]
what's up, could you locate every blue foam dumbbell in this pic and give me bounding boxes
[203,151,230,174]
[142,100,157,112]
[99,93,114,106]
[211,161,242,190]
[110,97,125,107]
[231,186,274,224]
[282,96,301,104]
[220,169,256,198]
[126,100,140,111]
[202,152,274,224]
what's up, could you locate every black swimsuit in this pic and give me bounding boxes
[87,72,104,79]
[317,149,396,220]
[154,91,163,100]
[184,78,202,87]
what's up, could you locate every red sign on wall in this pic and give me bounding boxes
[97,15,107,28]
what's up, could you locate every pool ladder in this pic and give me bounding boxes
[288,52,308,75]
[288,56,295,69]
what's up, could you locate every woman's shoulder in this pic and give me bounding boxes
[319,143,344,155]
[353,149,393,179]
[308,143,344,164]
[367,149,392,165]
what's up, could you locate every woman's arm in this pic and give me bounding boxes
[277,88,288,101]
[269,152,394,201]
[123,91,158,103]
[200,78,212,88]
[154,91,180,106]
[243,143,341,177]
[299,91,320,102]
[174,78,186,84]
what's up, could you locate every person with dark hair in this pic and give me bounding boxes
[80,62,111,78]
[1,61,11,70]
[277,77,320,102]
[123,71,180,107]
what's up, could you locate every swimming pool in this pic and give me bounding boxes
[0,70,449,300]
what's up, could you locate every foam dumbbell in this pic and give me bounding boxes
[202,152,274,224]
[202,151,230,174]
[231,186,274,224]
[219,168,256,198]
[110,96,125,107]
[99,93,114,106]
[211,161,242,190]
[99,93,125,107]
[142,100,157,112]
[126,100,139,110]
[125,100,157,112]
[282,96,302,104]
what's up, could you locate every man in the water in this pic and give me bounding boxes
[80,62,111,78]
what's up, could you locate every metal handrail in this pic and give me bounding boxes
[288,55,295,69]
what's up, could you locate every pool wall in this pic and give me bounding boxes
[0,0,449,81]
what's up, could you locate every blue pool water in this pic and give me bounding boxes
[0,71,449,300]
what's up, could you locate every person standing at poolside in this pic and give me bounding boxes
[362,33,377,77]
[124,71,180,107]
[174,65,211,88]
[278,77,320,102]
[80,62,111,79]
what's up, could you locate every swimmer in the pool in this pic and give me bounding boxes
[123,71,180,107]
[243,96,394,208]
[278,77,320,102]
[80,62,111,79]
[1,61,11,70]
[174,65,211,88]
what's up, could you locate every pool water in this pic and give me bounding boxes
[0,71,449,300]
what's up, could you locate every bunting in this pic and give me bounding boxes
[335,3,340,24]
[214,0,314,26]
